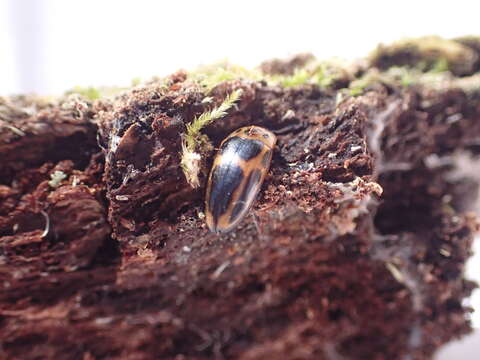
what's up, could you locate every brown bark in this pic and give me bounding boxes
[1,40,480,359]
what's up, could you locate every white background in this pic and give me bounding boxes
[1,1,479,358]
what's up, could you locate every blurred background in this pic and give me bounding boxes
[0,0,479,358]
[1,0,480,95]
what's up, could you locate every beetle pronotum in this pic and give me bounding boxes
[205,126,276,233]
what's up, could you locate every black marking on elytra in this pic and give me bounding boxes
[208,162,244,221]
[222,136,263,161]
[261,150,272,167]
[229,169,262,224]
[238,169,262,206]
[230,201,246,224]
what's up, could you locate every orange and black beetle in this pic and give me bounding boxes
[205,126,276,233]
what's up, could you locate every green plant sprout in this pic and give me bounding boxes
[181,89,243,188]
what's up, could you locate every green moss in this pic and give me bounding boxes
[181,89,243,188]
[312,63,337,88]
[370,36,478,76]
[348,63,480,97]
[184,89,243,152]
[348,84,366,97]
[274,68,311,87]
[65,36,478,111]
[348,67,424,96]
[186,37,478,95]
[348,69,381,96]
[66,81,145,101]
[67,86,102,101]
[189,62,261,92]
[131,77,142,86]
[270,60,350,89]
[429,58,449,73]
[188,58,351,92]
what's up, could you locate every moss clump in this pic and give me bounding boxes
[67,86,102,101]
[55,36,480,116]
[348,67,418,95]
[348,65,480,97]
[370,36,479,76]
[188,37,479,95]
[189,58,352,92]
[181,89,243,188]
[267,61,348,89]
[429,57,449,73]
[66,79,145,101]
[273,68,311,87]
[189,62,262,92]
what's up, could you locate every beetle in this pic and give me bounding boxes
[205,126,277,233]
